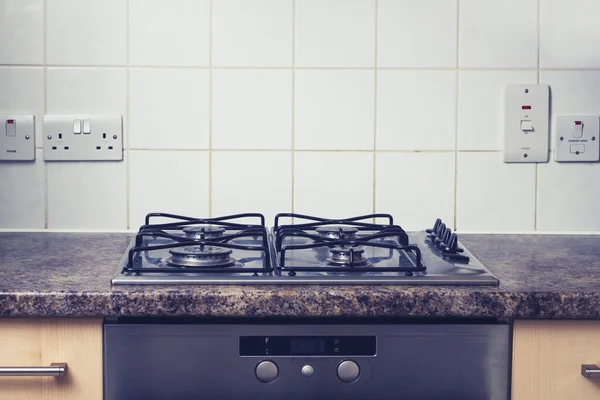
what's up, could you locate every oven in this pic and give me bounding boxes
[104,319,510,400]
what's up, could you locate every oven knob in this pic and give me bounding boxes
[337,360,360,383]
[256,360,279,383]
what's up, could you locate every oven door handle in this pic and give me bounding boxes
[0,363,67,377]
[581,364,600,378]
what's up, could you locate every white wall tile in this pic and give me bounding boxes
[47,0,126,65]
[212,70,292,150]
[212,151,291,224]
[537,163,600,231]
[0,0,43,65]
[0,150,45,229]
[376,152,454,231]
[458,71,538,150]
[295,0,376,67]
[129,150,209,228]
[377,70,456,150]
[129,0,209,67]
[47,68,127,114]
[540,0,600,68]
[0,67,44,146]
[294,152,373,217]
[295,70,374,150]
[129,68,209,149]
[456,152,536,232]
[378,0,457,68]
[540,71,600,115]
[212,0,293,67]
[47,161,127,229]
[459,0,538,68]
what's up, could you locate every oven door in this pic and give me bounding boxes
[104,320,509,400]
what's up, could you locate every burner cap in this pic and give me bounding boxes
[167,245,235,267]
[327,246,368,266]
[182,225,226,240]
[315,226,358,240]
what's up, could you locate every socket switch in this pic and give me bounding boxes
[0,115,35,161]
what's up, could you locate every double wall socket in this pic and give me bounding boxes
[0,115,35,161]
[43,115,123,161]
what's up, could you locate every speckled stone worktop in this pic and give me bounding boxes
[0,232,599,318]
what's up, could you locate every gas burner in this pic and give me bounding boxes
[182,225,226,240]
[166,245,236,267]
[326,246,368,266]
[315,226,358,240]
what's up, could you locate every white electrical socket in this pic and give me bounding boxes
[0,115,35,161]
[503,84,550,163]
[554,115,600,162]
[43,115,123,161]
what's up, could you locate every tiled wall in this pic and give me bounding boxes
[1,0,600,232]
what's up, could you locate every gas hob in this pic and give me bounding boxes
[111,213,499,286]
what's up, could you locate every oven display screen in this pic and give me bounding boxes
[239,336,376,356]
[290,338,326,354]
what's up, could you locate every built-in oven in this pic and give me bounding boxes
[104,318,510,400]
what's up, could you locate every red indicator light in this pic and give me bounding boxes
[575,121,582,125]
[522,106,531,110]
[6,120,14,124]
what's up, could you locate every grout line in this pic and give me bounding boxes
[13,63,596,71]
[372,0,378,221]
[534,0,541,231]
[208,0,213,218]
[453,0,460,232]
[43,0,48,229]
[125,0,131,230]
[124,148,486,153]
[291,0,296,215]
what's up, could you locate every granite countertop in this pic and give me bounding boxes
[0,232,599,318]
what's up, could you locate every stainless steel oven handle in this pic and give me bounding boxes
[0,363,67,377]
[581,364,600,378]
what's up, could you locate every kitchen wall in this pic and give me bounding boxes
[1,0,599,233]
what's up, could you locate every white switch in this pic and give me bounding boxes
[520,120,534,131]
[5,119,16,137]
[503,84,550,163]
[555,115,600,162]
[83,119,91,134]
[572,121,583,138]
[73,119,82,134]
[0,115,35,161]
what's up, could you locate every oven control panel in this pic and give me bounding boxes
[240,335,376,356]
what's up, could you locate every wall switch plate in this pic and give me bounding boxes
[503,84,550,163]
[43,115,123,161]
[554,115,600,162]
[0,115,35,161]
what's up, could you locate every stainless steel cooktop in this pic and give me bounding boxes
[111,213,498,286]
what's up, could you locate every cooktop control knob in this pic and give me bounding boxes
[256,360,278,383]
[337,360,360,383]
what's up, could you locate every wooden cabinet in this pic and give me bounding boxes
[0,318,102,400]
[512,320,600,400]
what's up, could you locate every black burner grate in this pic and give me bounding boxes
[122,213,272,275]
[272,213,426,276]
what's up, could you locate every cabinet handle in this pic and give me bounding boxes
[581,364,600,378]
[0,363,67,377]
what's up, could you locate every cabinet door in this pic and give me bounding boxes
[0,318,102,400]
[512,320,600,400]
